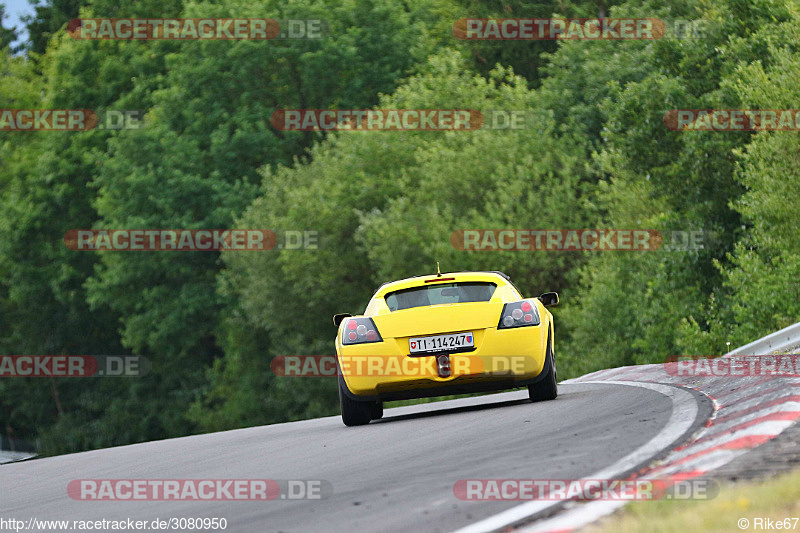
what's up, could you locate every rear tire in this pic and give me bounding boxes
[369,401,384,420]
[339,375,372,426]
[529,334,557,402]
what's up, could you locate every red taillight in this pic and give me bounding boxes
[342,318,383,345]
[498,300,541,329]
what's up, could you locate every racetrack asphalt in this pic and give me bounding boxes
[0,382,707,533]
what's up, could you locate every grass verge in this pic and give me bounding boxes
[586,470,800,533]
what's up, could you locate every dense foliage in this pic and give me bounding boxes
[1,0,797,454]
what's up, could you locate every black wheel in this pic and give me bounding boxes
[369,401,384,420]
[529,334,557,402]
[338,374,372,426]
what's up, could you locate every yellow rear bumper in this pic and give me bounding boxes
[336,323,549,399]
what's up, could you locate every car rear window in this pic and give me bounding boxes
[384,282,497,311]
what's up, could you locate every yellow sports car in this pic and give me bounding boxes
[333,270,559,426]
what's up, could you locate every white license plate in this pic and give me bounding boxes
[409,332,474,354]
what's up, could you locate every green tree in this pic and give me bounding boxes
[451,0,621,85]
[678,17,800,353]
[22,0,86,54]
[561,0,794,374]
[84,0,447,432]
[0,0,184,453]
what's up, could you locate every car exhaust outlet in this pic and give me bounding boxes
[437,355,451,377]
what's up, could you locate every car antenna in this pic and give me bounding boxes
[436,261,441,277]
